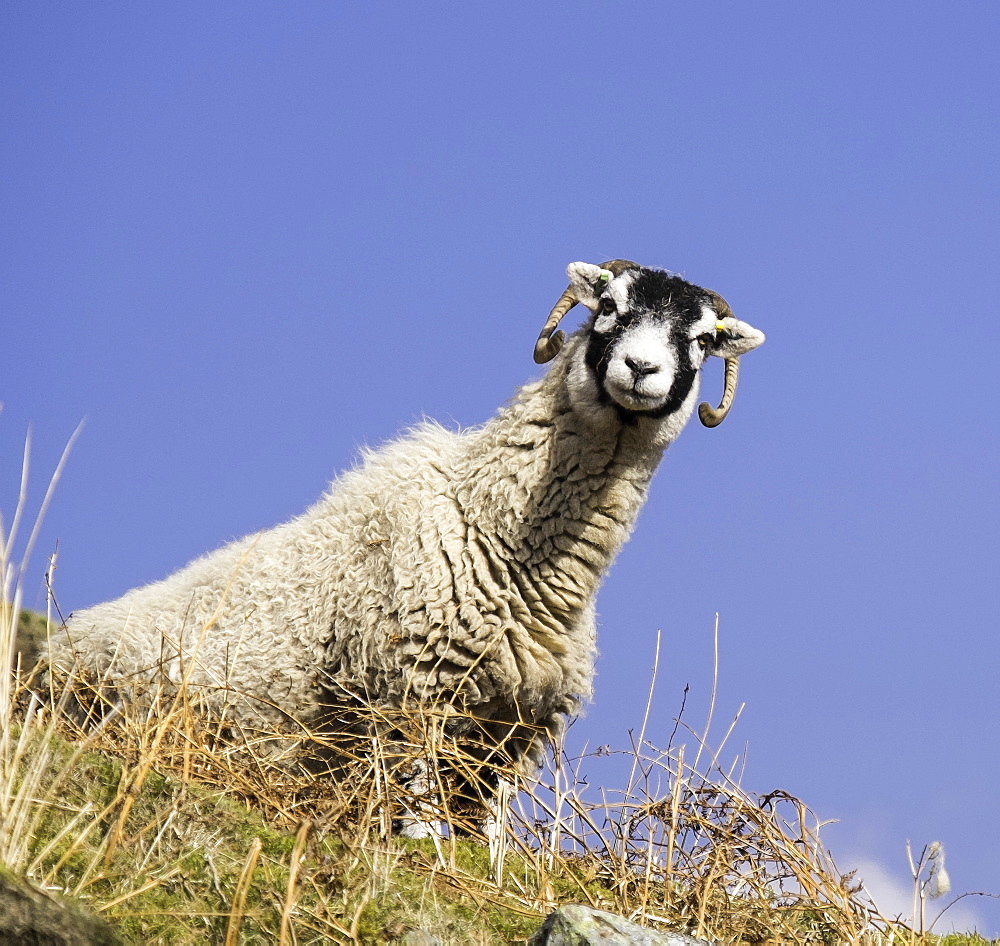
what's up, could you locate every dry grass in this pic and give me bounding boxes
[8,640,897,944]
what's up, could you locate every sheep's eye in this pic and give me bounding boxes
[696,333,715,349]
[601,299,618,315]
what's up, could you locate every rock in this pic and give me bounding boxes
[529,904,713,946]
[0,869,122,946]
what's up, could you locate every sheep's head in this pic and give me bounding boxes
[534,261,765,427]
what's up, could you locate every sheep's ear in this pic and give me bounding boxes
[708,316,766,358]
[566,262,614,311]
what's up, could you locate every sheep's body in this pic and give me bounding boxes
[46,261,764,783]
[50,341,661,757]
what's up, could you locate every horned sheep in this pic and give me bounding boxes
[45,259,765,813]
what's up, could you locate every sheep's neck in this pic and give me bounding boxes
[455,358,667,625]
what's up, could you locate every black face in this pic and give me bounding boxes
[583,269,715,420]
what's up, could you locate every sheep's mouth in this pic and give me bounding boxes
[605,383,668,413]
[619,367,674,399]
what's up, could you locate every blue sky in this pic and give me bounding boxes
[3,1,999,932]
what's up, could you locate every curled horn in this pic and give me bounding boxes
[698,357,740,427]
[698,290,740,428]
[533,259,638,364]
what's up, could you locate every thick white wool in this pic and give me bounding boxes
[46,329,699,766]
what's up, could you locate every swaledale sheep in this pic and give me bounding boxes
[45,260,764,818]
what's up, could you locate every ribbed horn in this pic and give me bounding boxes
[705,288,734,321]
[533,287,578,364]
[533,259,639,364]
[698,356,740,427]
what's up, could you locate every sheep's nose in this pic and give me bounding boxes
[625,356,658,377]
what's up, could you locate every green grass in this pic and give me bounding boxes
[14,607,50,670]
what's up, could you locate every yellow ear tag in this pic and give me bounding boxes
[715,321,727,332]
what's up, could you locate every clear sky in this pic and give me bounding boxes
[3,1,998,933]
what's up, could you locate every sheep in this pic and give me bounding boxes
[44,259,765,826]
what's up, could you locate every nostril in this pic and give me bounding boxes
[624,356,658,377]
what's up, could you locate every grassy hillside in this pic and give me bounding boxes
[4,610,996,945]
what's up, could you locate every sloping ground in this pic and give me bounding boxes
[3,612,996,944]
